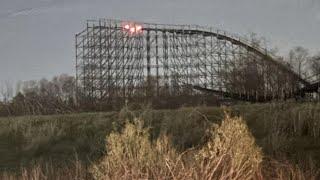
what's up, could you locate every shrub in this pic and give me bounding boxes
[91,113,263,180]
[194,113,263,180]
[2,107,319,179]
[90,118,177,179]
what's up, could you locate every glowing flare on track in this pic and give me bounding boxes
[124,24,130,30]
[123,23,143,34]
[130,27,136,33]
[136,25,142,31]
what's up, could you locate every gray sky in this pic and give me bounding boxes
[0,0,319,85]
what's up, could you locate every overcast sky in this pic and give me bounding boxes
[0,0,319,85]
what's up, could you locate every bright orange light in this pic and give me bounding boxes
[130,27,136,33]
[124,24,130,30]
[136,25,142,31]
[122,23,143,35]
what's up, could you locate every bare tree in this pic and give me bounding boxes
[288,46,309,78]
[0,81,14,103]
[248,32,265,49]
[310,53,320,81]
[0,81,14,116]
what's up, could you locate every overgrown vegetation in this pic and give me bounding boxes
[1,102,320,179]
[90,114,263,179]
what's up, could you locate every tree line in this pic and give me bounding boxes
[0,74,76,116]
[0,45,319,116]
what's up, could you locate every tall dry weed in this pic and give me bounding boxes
[261,158,320,180]
[90,118,178,179]
[2,108,319,180]
[1,160,88,180]
[91,113,264,180]
[194,113,263,180]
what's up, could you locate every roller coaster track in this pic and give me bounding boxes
[76,19,314,105]
[143,26,310,87]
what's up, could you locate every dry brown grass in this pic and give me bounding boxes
[90,112,264,180]
[1,106,320,180]
[195,113,263,180]
[90,118,177,179]
[261,158,320,180]
[1,160,88,180]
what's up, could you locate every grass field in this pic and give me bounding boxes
[1,102,320,179]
